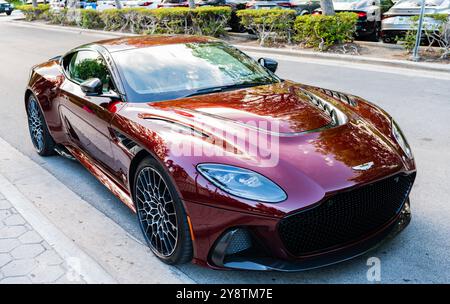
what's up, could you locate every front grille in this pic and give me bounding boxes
[278,173,415,256]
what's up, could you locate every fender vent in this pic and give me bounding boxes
[112,130,138,152]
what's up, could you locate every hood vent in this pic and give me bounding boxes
[300,89,348,127]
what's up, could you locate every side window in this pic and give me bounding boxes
[66,51,114,93]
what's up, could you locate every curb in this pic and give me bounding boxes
[10,19,450,74]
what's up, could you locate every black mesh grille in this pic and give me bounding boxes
[278,173,414,256]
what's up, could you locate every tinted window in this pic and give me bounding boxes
[112,42,280,102]
[67,51,114,92]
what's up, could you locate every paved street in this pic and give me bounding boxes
[0,18,449,283]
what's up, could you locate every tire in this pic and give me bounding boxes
[133,157,193,265]
[368,22,381,42]
[6,11,11,16]
[26,95,56,156]
[382,36,396,44]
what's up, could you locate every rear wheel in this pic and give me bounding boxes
[26,95,56,156]
[6,11,11,16]
[133,157,193,265]
[368,22,381,42]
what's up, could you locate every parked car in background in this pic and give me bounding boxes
[157,0,189,7]
[246,0,320,15]
[0,0,13,15]
[245,0,285,9]
[314,0,382,41]
[381,0,450,43]
[275,0,321,15]
[79,0,98,9]
[49,0,66,10]
[97,0,159,10]
[26,0,46,4]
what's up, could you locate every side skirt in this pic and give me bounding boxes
[65,145,136,213]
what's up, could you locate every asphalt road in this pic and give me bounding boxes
[0,17,449,283]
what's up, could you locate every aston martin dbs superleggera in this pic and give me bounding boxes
[25,35,416,271]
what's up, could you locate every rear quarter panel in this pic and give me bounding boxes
[27,59,66,143]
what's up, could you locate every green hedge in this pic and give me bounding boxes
[192,6,232,37]
[237,9,296,46]
[80,9,105,29]
[17,4,50,21]
[43,7,231,37]
[294,12,358,50]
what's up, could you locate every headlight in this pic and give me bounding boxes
[392,120,413,159]
[197,164,287,203]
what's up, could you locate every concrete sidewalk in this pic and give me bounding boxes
[0,194,85,283]
[0,137,195,284]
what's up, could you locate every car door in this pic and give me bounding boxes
[59,49,119,175]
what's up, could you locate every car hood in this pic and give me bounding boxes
[134,81,337,135]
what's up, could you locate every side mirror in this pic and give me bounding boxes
[258,58,278,73]
[80,78,103,96]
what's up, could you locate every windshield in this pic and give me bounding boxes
[113,42,280,102]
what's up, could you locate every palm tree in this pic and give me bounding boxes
[115,0,123,9]
[320,0,335,15]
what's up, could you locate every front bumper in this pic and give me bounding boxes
[210,199,411,271]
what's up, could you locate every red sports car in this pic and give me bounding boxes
[25,35,416,271]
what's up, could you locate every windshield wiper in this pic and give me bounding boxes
[184,81,273,98]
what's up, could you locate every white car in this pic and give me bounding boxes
[381,0,450,43]
[96,0,160,10]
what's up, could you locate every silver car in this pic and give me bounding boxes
[381,0,450,43]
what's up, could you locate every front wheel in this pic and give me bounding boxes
[133,157,193,265]
[6,11,12,16]
[368,22,381,42]
[26,95,56,156]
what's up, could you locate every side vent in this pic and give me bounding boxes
[112,130,138,153]
[301,89,348,127]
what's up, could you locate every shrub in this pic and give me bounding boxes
[80,9,105,29]
[400,14,450,58]
[19,6,231,37]
[294,12,358,51]
[150,7,191,34]
[191,6,231,37]
[237,9,296,46]
[46,8,68,25]
[100,8,128,31]
[17,4,50,21]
